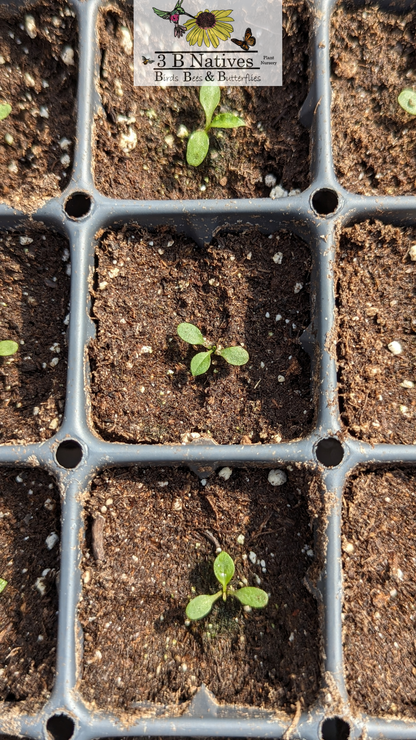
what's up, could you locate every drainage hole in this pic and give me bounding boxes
[321,717,350,740]
[56,440,83,469]
[316,437,344,467]
[46,714,75,740]
[312,188,339,216]
[64,192,92,218]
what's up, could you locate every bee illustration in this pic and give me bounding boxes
[142,55,155,65]
[231,27,256,52]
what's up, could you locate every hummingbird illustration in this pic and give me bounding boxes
[152,0,195,37]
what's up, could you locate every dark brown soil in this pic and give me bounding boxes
[89,226,313,445]
[336,221,416,445]
[0,0,77,212]
[78,466,321,712]
[331,3,416,196]
[94,1,310,200]
[0,227,70,444]
[0,467,60,709]
[343,468,416,718]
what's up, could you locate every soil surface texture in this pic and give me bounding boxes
[336,221,415,445]
[0,0,77,212]
[331,3,416,196]
[94,1,310,200]
[0,467,60,709]
[0,228,70,444]
[343,468,416,718]
[79,466,321,712]
[89,226,313,445]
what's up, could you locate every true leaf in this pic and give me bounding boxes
[210,113,245,129]
[0,340,19,357]
[177,322,205,346]
[190,350,212,376]
[234,587,269,608]
[220,346,249,366]
[213,551,235,590]
[0,578,7,594]
[186,129,210,167]
[200,85,221,128]
[186,591,221,620]
[398,89,416,115]
[0,103,11,121]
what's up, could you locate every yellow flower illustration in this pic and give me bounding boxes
[185,9,234,48]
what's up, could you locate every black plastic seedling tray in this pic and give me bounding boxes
[1,0,416,737]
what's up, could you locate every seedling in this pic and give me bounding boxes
[186,551,268,621]
[0,578,7,594]
[186,85,245,167]
[177,322,249,376]
[398,89,416,115]
[0,340,18,357]
[0,103,11,121]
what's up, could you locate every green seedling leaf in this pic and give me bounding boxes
[190,350,212,376]
[200,85,221,129]
[186,129,210,167]
[0,578,7,594]
[220,346,249,366]
[214,551,235,591]
[177,322,205,346]
[210,113,245,129]
[234,586,269,608]
[186,591,221,620]
[398,89,416,115]
[0,340,19,357]
[0,103,11,121]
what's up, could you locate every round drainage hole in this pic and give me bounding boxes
[312,188,339,216]
[64,192,92,218]
[316,437,344,467]
[321,717,350,740]
[46,714,75,740]
[56,440,83,469]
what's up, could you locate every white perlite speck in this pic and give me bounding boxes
[218,467,232,481]
[119,127,137,153]
[39,106,49,119]
[408,245,416,261]
[401,380,414,389]
[388,341,402,355]
[272,252,283,264]
[119,25,133,54]
[45,532,59,550]
[61,46,74,65]
[249,551,257,564]
[237,534,245,545]
[35,577,47,596]
[268,469,287,486]
[19,236,33,245]
[177,124,189,138]
[278,375,285,383]
[24,72,35,87]
[294,282,303,294]
[264,173,277,188]
[269,184,288,199]
[60,153,70,168]
[59,137,71,151]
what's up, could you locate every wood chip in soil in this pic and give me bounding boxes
[89,226,313,445]
[0,228,70,444]
[336,221,416,445]
[343,468,416,719]
[0,0,78,212]
[0,468,60,712]
[331,3,416,195]
[79,467,322,713]
[94,0,310,200]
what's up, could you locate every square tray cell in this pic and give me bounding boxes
[0,467,60,711]
[0,227,70,444]
[93,0,310,200]
[331,3,416,196]
[78,466,321,713]
[89,227,313,445]
[336,220,415,445]
[0,0,78,212]
[342,468,416,719]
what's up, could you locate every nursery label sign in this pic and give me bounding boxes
[133,0,282,86]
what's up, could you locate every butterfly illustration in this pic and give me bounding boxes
[231,27,256,51]
[142,55,155,65]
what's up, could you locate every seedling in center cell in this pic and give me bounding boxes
[177,322,249,376]
[0,340,18,357]
[398,89,416,115]
[186,551,268,621]
[186,85,245,167]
